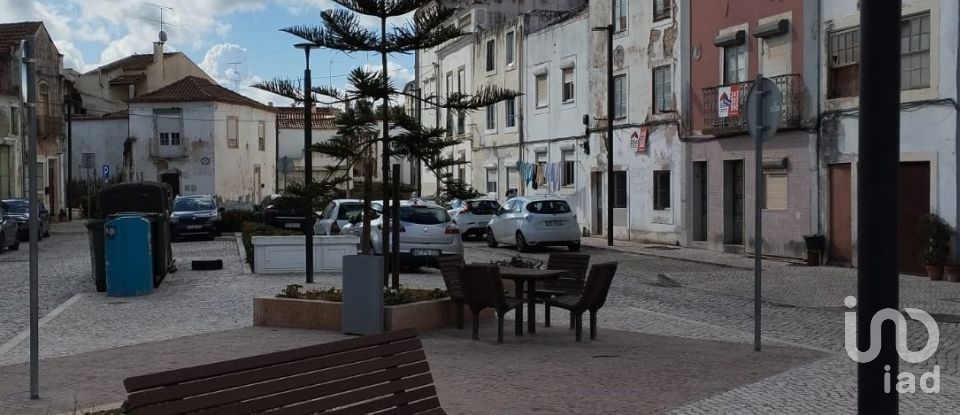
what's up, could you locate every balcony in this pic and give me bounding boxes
[149,137,189,160]
[702,74,805,137]
[37,115,63,137]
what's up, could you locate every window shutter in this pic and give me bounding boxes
[764,172,788,209]
[536,75,548,107]
[761,35,790,77]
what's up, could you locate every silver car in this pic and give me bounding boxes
[448,198,501,240]
[0,203,21,253]
[487,197,581,252]
[315,199,364,235]
[342,200,463,266]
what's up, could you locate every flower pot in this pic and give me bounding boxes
[944,265,960,283]
[926,265,944,281]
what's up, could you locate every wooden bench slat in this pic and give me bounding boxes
[322,385,439,415]
[125,328,418,392]
[270,375,436,415]
[128,339,422,409]
[192,363,431,415]
[135,351,428,415]
[378,397,445,415]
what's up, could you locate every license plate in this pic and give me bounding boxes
[187,225,204,230]
[284,223,301,229]
[411,249,440,256]
[545,221,564,226]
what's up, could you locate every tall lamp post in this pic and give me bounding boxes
[592,17,615,247]
[296,42,320,284]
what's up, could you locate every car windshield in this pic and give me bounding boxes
[467,200,501,215]
[526,200,571,214]
[337,203,364,220]
[174,198,216,212]
[399,206,450,225]
[2,200,28,213]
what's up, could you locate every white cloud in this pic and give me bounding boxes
[200,43,294,107]
[363,60,415,88]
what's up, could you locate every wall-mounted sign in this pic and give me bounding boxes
[200,157,211,166]
[629,128,648,153]
[102,164,110,178]
[718,85,740,118]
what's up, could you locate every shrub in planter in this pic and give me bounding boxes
[241,222,302,268]
[221,210,257,233]
[277,284,447,305]
[491,255,544,269]
[944,263,960,283]
[916,213,954,279]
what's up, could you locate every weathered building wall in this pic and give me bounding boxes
[0,95,23,198]
[212,103,277,204]
[69,117,128,182]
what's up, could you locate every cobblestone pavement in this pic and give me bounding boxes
[0,221,91,347]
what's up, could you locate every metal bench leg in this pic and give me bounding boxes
[569,314,575,330]
[574,312,583,342]
[497,311,505,343]
[544,303,551,327]
[472,309,480,340]
[590,310,597,340]
[456,300,464,330]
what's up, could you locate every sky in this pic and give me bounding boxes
[0,0,418,106]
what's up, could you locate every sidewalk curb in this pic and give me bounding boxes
[0,293,84,357]
[58,401,124,415]
[582,240,754,271]
[235,233,251,274]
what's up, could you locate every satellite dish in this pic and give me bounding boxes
[159,30,167,43]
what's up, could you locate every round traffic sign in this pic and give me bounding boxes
[744,77,783,142]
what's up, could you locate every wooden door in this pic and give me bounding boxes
[692,161,708,241]
[898,162,930,275]
[724,160,744,245]
[828,164,852,264]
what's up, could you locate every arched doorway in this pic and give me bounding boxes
[160,171,181,197]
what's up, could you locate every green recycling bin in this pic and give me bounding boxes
[85,219,107,292]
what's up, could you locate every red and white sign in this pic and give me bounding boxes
[718,85,740,118]
[630,128,648,153]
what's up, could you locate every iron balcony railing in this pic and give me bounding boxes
[702,74,806,137]
[149,137,189,160]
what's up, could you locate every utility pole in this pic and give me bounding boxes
[380,16,393,286]
[66,98,73,221]
[296,43,319,284]
[23,35,40,400]
[593,5,615,247]
[857,1,901,413]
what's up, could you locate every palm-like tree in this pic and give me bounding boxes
[255,1,519,288]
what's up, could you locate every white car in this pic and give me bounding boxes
[486,197,581,252]
[314,199,364,235]
[341,200,463,266]
[448,198,502,239]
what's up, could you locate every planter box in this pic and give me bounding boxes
[254,297,489,332]
[252,235,359,274]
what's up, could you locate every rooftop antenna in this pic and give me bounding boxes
[226,61,243,90]
[143,2,176,44]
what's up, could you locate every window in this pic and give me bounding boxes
[457,68,465,133]
[458,151,465,181]
[505,31,515,66]
[828,28,859,98]
[159,132,181,146]
[614,0,628,32]
[506,167,518,193]
[562,68,575,103]
[653,65,673,113]
[653,170,671,210]
[613,74,627,119]
[613,171,627,208]
[723,43,746,84]
[486,168,498,193]
[535,152,547,187]
[535,74,548,108]
[227,116,239,148]
[156,108,182,146]
[486,39,496,72]
[505,98,516,128]
[561,150,575,187]
[258,121,266,151]
[10,107,18,135]
[901,13,931,90]
[0,145,11,198]
[654,0,671,22]
[763,171,788,209]
[486,104,496,131]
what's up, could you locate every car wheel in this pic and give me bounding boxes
[568,241,581,252]
[43,224,50,237]
[516,231,531,253]
[9,233,20,251]
[486,228,498,248]
[0,232,5,254]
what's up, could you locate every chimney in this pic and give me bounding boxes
[151,41,165,90]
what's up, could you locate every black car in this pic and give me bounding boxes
[170,195,224,240]
[254,194,313,231]
[0,199,51,240]
[0,203,21,252]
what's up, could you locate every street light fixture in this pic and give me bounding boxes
[296,42,320,284]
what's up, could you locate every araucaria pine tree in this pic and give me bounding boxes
[255,1,519,288]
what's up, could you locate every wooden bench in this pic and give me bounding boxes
[123,328,445,414]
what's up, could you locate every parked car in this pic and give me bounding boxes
[170,195,224,240]
[315,199,364,235]
[448,198,501,239]
[486,197,581,252]
[341,200,463,267]
[254,194,314,232]
[0,198,51,240]
[0,202,21,253]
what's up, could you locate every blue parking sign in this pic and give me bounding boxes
[102,165,110,178]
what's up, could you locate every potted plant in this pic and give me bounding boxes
[944,262,960,283]
[803,234,826,266]
[916,213,953,280]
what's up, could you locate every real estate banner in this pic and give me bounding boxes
[718,85,740,118]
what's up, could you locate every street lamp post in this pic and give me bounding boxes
[296,42,320,284]
[592,17,615,247]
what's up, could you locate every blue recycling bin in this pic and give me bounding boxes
[105,214,154,297]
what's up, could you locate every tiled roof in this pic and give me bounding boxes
[72,110,129,121]
[0,22,42,49]
[127,76,272,111]
[276,107,339,129]
[86,52,179,74]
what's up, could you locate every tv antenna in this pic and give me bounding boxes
[143,2,177,43]
[227,61,243,90]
